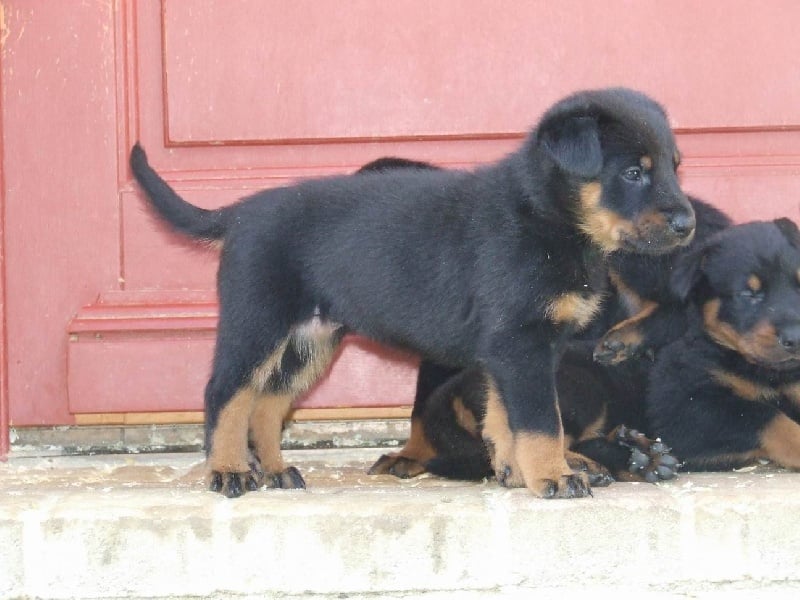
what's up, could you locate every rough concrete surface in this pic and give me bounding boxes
[2,449,800,599]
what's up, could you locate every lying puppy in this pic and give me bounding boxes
[130,87,694,498]
[647,219,800,470]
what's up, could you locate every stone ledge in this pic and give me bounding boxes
[9,420,410,457]
[2,450,800,599]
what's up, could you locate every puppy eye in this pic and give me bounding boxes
[739,288,765,303]
[622,166,642,182]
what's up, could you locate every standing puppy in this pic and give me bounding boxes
[130,88,694,498]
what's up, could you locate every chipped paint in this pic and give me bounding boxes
[0,3,9,48]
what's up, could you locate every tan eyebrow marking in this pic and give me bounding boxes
[747,274,762,293]
[640,155,653,170]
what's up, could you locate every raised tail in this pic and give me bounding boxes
[129,143,226,242]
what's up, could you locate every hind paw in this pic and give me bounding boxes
[368,453,427,478]
[611,425,680,482]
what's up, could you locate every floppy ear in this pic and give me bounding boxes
[539,115,603,178]
[774,217,800,248]
[669,240,714,302]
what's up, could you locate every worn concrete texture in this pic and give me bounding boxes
[2,449,800,600]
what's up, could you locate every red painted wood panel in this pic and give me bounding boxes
[2,1,121,426]
[66,293,418,413]
[0,6,8,454]
[161,0,800,145]
[1,1,800,431]
[68,334,417,414]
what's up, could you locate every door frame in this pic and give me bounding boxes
[0,49,9,458]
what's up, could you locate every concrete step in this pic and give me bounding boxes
[2,448,800,599]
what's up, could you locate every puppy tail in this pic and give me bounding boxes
[129,143,226,242]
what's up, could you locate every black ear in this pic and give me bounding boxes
[669,240,715,301]
[539,115,603,178]
[774,217,800,248]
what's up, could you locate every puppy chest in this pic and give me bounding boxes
[542,246,607,329]
[546,290,606,330]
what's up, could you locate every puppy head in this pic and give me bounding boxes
[533,87,695,255]
[671,218,800,369]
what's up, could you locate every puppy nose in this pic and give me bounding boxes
[778,324,800,353]
[667,211,696,238]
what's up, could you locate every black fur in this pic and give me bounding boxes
[130,87,693,498]
[647,219,800,470]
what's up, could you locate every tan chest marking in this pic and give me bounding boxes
[546,292,605,330]
[781,382,800,409]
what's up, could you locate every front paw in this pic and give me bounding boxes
[209,470,260,498]
[368,453,427,478]
[566,450,615,487]
[518,473,592,499]
[494,438,592,498]
[593,335,642,365]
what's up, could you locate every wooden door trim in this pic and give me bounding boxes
[0,7,9,458]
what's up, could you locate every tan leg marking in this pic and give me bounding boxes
[482,379,518,483]
[483,379,584,495]
[208,387,255,474]
[368,416,435,477]
[760,414,800,469]
[782,382,800,410]
[251,320,341,395]
[564,448,609,480]
[606,300,659,335]
[608,269,645,315]
[251,337,290,391]
[514,432,578,493]
[576,404,608,443]
[401,416,437,463]
[453,397,480,437]
[249,393,294,474]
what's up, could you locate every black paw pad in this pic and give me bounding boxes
[612,425,681,483]
[209,471,224,493]
[209,471,250,497]
[496,465,513,487]
[542,479,558,498]
[546,475,592,499]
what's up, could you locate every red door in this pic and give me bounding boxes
[2,1,800,454]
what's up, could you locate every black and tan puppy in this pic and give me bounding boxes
[646,218,800,470]
[130,88,694,498]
